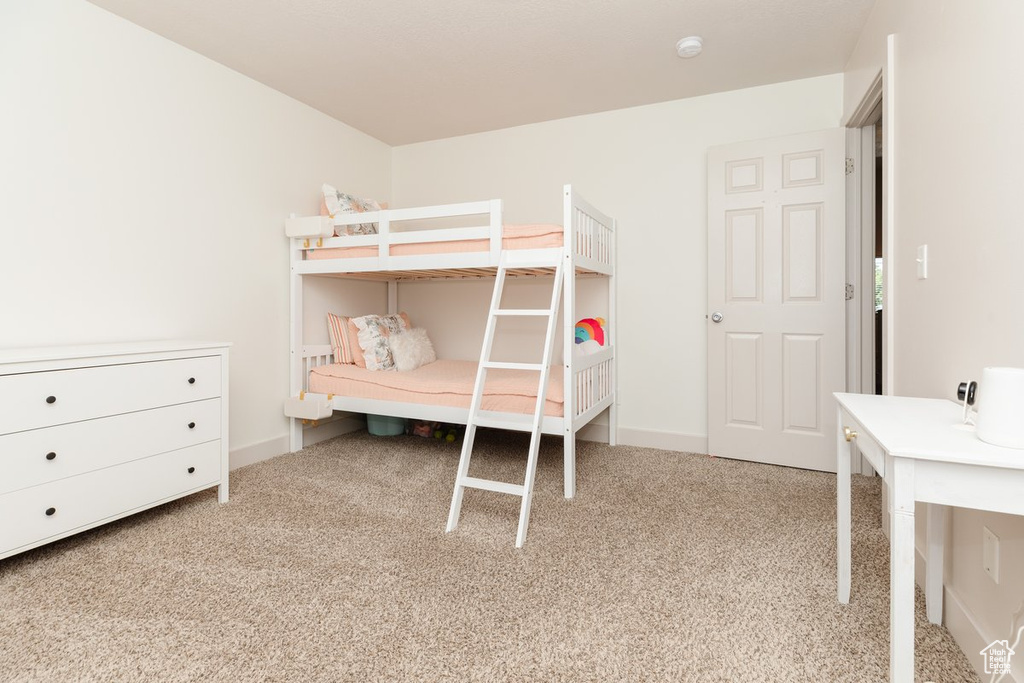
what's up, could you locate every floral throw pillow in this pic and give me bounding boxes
[351,314,407,371]
[322,183,381,235]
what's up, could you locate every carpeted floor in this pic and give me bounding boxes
[0,431,979,682]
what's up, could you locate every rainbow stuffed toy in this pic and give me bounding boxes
[575,317,606,345]
[574,317,606,356]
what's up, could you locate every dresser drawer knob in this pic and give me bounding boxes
[46,452,57,461]
[45,395,56,404]
[187,467,196,474]
[45,507,56,516]
[188,377,196,385]
[188,422,196,429]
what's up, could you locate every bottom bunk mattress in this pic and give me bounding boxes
[308,359,564,416]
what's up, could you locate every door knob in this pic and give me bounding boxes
[711,312,724,323]
[844,427,858,442]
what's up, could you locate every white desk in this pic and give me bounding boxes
[834,393,1024,683]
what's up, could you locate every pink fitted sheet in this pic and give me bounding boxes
[308,359,563,417]
[307,224,563,260]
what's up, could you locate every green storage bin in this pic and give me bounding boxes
[367,414,406,436]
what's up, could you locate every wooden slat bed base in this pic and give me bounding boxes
[314,265,602,282]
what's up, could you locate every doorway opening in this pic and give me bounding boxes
[845,67,889,402]
[872,116,883,395]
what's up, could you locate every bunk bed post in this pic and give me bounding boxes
[562,185,576,500]
[289,236,304,452]
[609,216,618,446]
[378,212,390,270]
[489,199,502,262]
[387,280,398,315]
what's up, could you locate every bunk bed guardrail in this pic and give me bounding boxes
[289,187,614,277]
[572,346,614,430]
[567,189,615,275]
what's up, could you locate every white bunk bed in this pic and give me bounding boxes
[285,185,616,504]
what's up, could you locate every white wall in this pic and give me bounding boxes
[392,74,844,450]
[845,0,1024,677]
[0,0,391,462]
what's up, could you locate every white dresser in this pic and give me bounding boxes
[0,341,230,560]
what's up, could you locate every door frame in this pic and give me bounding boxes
[845,68,882,395]
[844,36,898,477]
[845,117,879,477]
[845,117,881,394]
[845,43,895,400]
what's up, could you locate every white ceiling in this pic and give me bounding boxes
[87,0,875,146]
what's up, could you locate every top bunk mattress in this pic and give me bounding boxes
[307,224,562,261]
[308,359,563,416]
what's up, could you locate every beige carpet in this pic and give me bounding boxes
[0,430,979,682]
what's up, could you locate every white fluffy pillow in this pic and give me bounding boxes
[389,328,437,372]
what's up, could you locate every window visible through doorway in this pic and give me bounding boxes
[874,258,883,311]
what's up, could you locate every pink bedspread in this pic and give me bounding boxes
[308,224,563,260]
[308,359,563,416]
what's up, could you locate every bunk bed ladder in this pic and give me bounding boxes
[446,254,564,548]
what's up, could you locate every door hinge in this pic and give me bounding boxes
[845,158,855,175]
[845,283,855,300]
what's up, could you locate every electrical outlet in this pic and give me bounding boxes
[983,526,1000,584]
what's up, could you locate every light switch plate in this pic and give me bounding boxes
[916,244,928,279]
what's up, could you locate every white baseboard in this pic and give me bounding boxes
[229,416,366,470]
[615,427,708,455]
[229,435,289,470]
[303,415,366,447]
[913,545,1014,682]
[576,422,608,443]
[945,585,1010,682]
[232,421,705,469]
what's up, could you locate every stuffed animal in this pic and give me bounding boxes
[575,317,606,346]
[574,317,607,356]
[409,420,438,438]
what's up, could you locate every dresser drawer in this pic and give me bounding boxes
[0,399,221,495]
[0,440,221,556]
[0,356,221,434]
[839,406,885,477]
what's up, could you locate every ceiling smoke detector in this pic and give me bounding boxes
[676,36,703,59]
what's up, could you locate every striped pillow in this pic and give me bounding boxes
[327,313,357,364]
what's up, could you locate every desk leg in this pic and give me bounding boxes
[837,407,852,604]
[889,456,916,683]
[926,504,947,625]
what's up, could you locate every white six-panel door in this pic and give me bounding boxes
[707,129,846,472]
